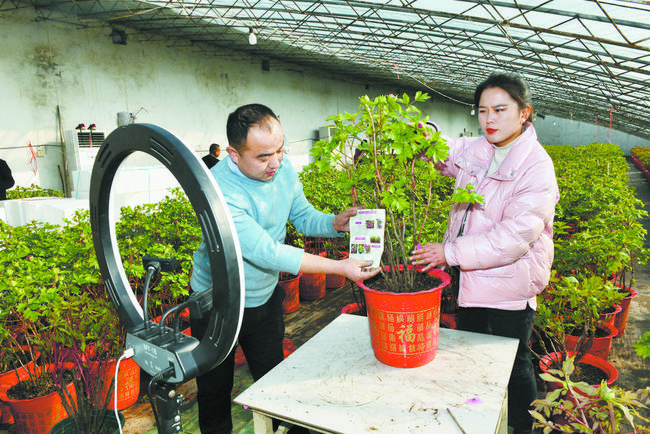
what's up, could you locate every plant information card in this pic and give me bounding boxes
[349,209,385,268]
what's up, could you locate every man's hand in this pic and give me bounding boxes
[410,243,447,272]
[333,207,363,232]
[339,258,381,282]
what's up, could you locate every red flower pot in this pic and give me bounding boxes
[326,251,349,289]
[356,266,450,368]
[440,313,459,330]
[341,302,363,315]
[564,322,617,361]
[279,273,301,314]
[300,250,326,300]
[598,304,622,329]
[539,351,618,392]
[89,357,141,410]
[0,363,77,434]
[613,287,638,337]
[0,361,34,424]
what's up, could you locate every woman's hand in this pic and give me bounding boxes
[410,243,447,272]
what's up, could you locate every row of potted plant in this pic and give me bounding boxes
[0,187,200,433]
[296,96,650,428]
[2,101,649,431]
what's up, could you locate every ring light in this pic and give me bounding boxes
[89,123,244,384]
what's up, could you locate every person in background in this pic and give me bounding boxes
[410,71,559,434]
[0,158,15,200]
[202,143,221,169]
[190,103,380,433]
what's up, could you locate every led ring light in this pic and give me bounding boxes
[89,123,244,383]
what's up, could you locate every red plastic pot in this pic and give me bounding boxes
[539,351,618,392]
[326,251,349,289]
[300,250,327,300]
[89,357,140,410]
[440,313,459,330]
[0,360,34,424]
[613,287,638,337]
[341,302,363,315]
[598,304,622,329]
[356,266,450,368]
[564,322,617,361]
[279,273,301,314]
[0,363,77,434]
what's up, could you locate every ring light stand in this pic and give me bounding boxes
[89,124,244,433]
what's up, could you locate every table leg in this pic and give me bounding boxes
[252,411,274,434]
[496,391,508,434]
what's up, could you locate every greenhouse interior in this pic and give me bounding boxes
[0,1,649,433]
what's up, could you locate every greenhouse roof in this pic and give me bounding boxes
[6,0,650,140]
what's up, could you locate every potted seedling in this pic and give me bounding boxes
[307,92,482,367]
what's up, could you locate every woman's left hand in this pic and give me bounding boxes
[410,243,447,271]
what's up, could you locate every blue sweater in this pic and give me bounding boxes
[190,155,342,307]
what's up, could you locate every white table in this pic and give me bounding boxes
[235,314,518,434]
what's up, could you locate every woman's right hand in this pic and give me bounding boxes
[410,243,447,271]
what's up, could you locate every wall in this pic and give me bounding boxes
[0,7,479,198]
[534,114,650,153]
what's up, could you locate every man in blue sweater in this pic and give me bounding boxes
[190,103,379,433]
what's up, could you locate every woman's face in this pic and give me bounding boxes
[478,87,531,147]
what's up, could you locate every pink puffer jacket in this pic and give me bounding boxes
[436,123,559,311]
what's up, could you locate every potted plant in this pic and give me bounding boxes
[278,271,302,314]
[533,275,627,395]
[307,92,482,367]
[532,355,650,433]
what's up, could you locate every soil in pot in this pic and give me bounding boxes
[7,370,75,401]
[361,268,442,293]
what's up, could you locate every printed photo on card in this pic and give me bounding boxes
[349,209,385,268]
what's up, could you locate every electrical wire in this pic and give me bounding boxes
[115,348,134,434]
[143,265,159,328]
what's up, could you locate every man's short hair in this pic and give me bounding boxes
[209,143,220,154]
[226,104,279,151]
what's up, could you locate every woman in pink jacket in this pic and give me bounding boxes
[411,72,559,434]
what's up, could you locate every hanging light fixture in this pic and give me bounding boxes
[248,28,257,45]
[470,105,476,116]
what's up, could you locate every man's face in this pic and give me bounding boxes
[227,117,284,182]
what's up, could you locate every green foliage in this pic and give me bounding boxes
[0,187,200,380]
[114,187,200,309]
[634,330,650,359]
[534,276,625,359]
[531,355,650,433]
[306,92,481,291]
[632,146,650,169]
[536,142,648,356]
[6,184,64,199]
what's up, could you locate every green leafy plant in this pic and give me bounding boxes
[534,275,626,362]
[6,184,64,199]
[307,92,482,292]
[531,355,650,433]
[634,330,650,359]
[0,187,200,431]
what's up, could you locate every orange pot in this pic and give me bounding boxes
[0,363,77,434]
[356,266,449,368]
